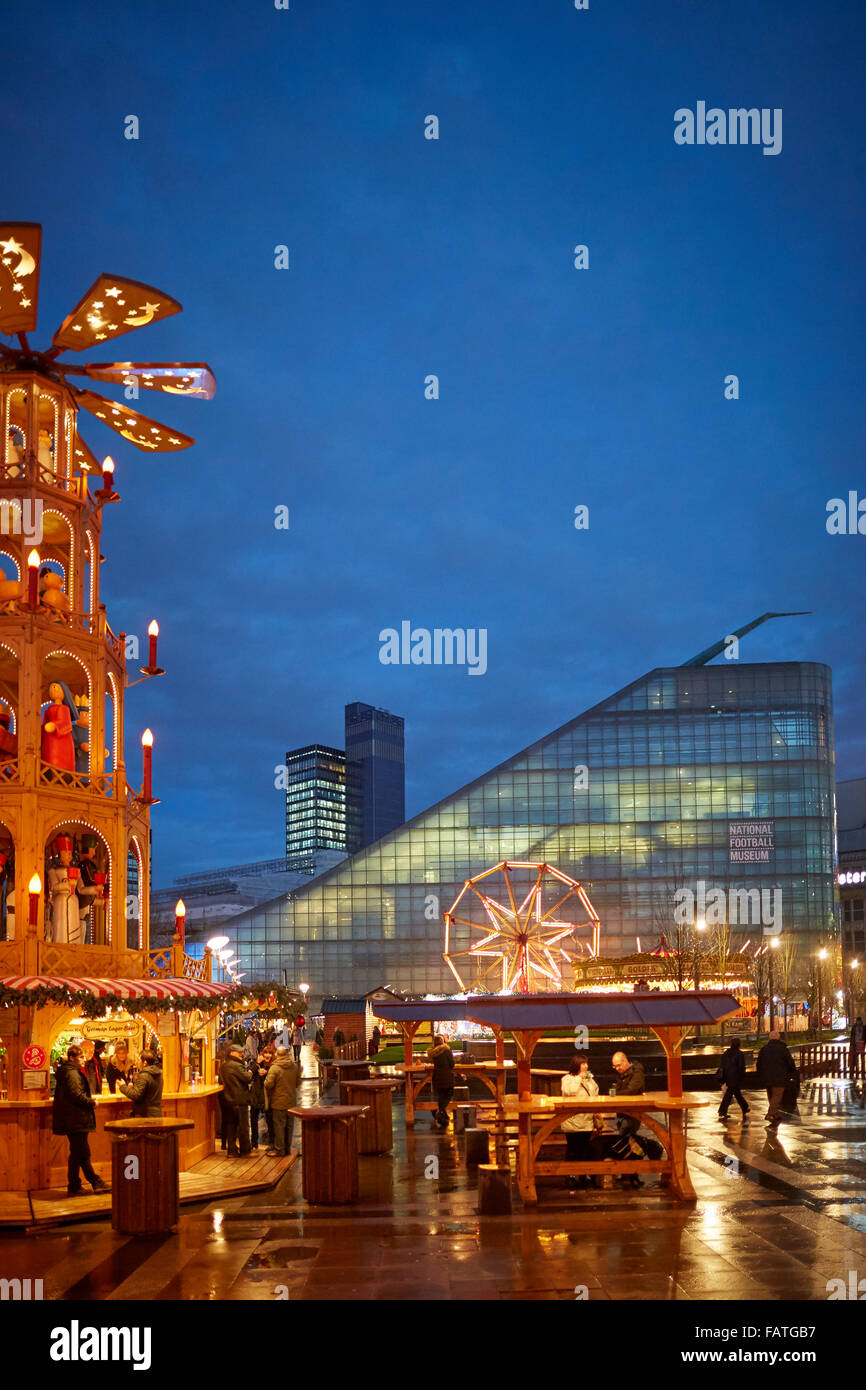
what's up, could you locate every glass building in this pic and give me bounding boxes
[345,702,405,851]
[244,661,836,998]
[284,745,360,867]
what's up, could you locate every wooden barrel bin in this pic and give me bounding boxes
[104,1117,194,1235]
[288,1106,367,1204]
[342,1080,398,1155]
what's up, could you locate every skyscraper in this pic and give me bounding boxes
[284,745,360,867]
[345,702,406,851]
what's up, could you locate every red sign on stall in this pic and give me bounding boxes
[22,1044,47,1070]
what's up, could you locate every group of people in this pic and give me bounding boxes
[717,1031,801,1128]
[218,1027,304,1157]
[52,1042,165,1196]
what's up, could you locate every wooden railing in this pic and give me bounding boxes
[794,1042,850,1079]
[147,947,173,979]
[334,1040,363,1060]
[40,761,114,797]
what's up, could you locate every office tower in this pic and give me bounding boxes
[345,702,406,850]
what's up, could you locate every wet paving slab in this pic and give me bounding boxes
[5,1076,866,1301]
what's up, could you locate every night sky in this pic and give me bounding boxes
[5,0,865,881]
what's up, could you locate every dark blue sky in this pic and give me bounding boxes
[5,0,865,880]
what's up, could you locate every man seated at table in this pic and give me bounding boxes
[611,1050,646,1188]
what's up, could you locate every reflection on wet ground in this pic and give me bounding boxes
[4,1074,866,1300]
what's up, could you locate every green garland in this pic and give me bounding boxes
[0,981,299,1019]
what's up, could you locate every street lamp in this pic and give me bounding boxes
[768,934,781,1031]
[817,947,828,1036]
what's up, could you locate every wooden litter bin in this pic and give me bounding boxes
[288,1105,367,1204]
[465,1127,490,1165]
[104,1117,194,1235]
[478,1163,512,1215]
[342,1079,398,1154]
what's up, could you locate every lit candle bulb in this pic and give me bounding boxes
[147,619,159,670]
[141,728,153,800]
[101,455,114,491]
[28,873,41,927]
[27,550,40,608]
[175,898,186,942]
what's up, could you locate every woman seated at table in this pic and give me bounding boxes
[561,1057,603,1190]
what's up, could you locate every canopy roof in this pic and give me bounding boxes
[372,990,741,1030]
[0,974,236,1001]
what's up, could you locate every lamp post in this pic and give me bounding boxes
[817,947,828,1038]
[768,934,781,1032]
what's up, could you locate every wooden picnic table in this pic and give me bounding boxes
[491,1092,708,1205]
[393,1060,514,1121]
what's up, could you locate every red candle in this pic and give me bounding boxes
[147,620,159,670]
[27,550,39,608]
[28,873,41,927]
[101,456,114,492]
[141,728,153,799]
[175,898,186,941]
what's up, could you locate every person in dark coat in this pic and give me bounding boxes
[611,1050,646,1187]
[248,1051,268,1151]
[220,1047,252,1155]
[718,1036,750,1119]
[118,1051,163,1117]
[850,1016,866,1081]
[756,1030,798,1128]
[79,1038,103,1096]
[52,1045,110,1196]
[427,1035,455,1129]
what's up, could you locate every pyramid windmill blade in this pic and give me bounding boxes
[74,388,194,452]
[70,432,101,475]
[0,222,41,335]
[51,274,182,352]
[77,361,216,399]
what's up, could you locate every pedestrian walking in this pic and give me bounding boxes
[264,1046,300,1156]
[850,1016,866,1081]
[717,1036,750,1119]
[561,1057,603,1189]
[220,1046,252,1155]
[118,1049,163,1117]
[52,1045,110,1196]
[427,1034,455,1128]
[291,1019,305,1066]
[756,1030,798,1128]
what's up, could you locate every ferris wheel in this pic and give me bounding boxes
[443,860,602,994]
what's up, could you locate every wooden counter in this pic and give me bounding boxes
[0,1085,220,1191]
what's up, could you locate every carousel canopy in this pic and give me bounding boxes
[0,974,236,1000]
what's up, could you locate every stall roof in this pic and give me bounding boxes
[372,991,741,1030]
[0,974,236,1000]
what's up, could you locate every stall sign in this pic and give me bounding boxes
[22,1070,48,1089]
[158,1014,177,1038]
[78,1017,139,1043]
[22,1043,47,1070]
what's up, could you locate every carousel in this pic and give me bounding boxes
[0,222,262,1193]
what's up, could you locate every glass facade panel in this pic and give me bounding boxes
[235,663,836,998]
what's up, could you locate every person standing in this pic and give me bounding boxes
[291,1019,306,1067]
[371,1024,381,1055]
[717,1036,750,1119]
[106,1042,135,1094]
[248,1050,268,1151]
[220,1046,252,1155]
[52,1045,110,1196]
[264,1046,300,1156]
[79,1038,103,1095]
[756,1030,798,1128]
[427,1034,455,1129]
[243,1028,260,1066]
[850,1016,866,1081]
[561,1057,602,1189]
[118,1050,163,1117]
[611,1050,646,1187]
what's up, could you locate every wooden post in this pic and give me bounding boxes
[652,1025,684,1098]
[402,1020,420,1126]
